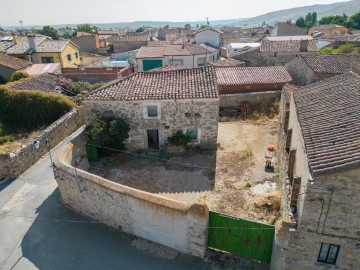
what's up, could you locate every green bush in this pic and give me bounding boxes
[168,130,192,146]
[84,111,130,150]
[318,47,334,55]
[0,135,19,145]
[334,43,354,54]
[358,47,360,54]
[10,71,30,82]
[69,81,103,95]
[0,87,74,129]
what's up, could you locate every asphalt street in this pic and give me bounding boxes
[0,128,210,270]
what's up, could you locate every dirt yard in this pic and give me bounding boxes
[88,118,280,224]
[199,119,281,224]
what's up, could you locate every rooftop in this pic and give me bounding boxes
[265,36,313,41]
[216,66,292,86]
[294,72,360,175]
[0,53,32,70]
[36,40,76,53]
[83,67,218,101]
[260,40,318,53]
[196,28,223,34]
[300,54,360,74]
[310,24,347,30]
[209,58,245,67]
[112,35,149,43]
[316,34,360,42]
[6,36,48,55]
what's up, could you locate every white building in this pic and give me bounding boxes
[226,43,260,57]
[195,28,223,48]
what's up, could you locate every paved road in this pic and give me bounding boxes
[0,128,210,270]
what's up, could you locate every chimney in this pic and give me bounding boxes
[27,34,37,51]
[11,32,17,45]
[300,39,309,52]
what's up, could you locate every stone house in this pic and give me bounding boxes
[0,53,32,81]
[158,28,194,43]
[82,67,219,151]
[136,44,219,71]
[231,39,318,67]
[71,34,105,53]
[285,54,360,85]
[308,24,349,36]
[195,28,223,48]
[271,21,307,36]
[112,34,149,54]
[272,72,360,270]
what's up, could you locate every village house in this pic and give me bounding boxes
[285,54,360,85]
[136,43,219,71]
[158,28,195,43]
[0,53,32,81]
[71,33,106,53]
[6,34,80,68]
[272,72,360,270]
[231,38,318,66]
[112,34,150,54]
[215,66,292,112]
[271,21,308,36]
[195,28,223,48]
[82,67,219,151]
[308,24,349,36]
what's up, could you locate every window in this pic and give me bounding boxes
[75,52,79,59]
[171,59,183,65]
[197,57,206,67]
[41,57,54,63]
[67,54,72,61]
[143,104,161,119]
[318,243,340,265]
[147,106,158,117]
[186,127,199,142]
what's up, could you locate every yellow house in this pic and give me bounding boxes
[308,24,349,36]
[6,34,81,68]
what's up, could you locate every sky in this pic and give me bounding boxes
[0,0,349,26]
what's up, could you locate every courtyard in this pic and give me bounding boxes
[88,118,280,224]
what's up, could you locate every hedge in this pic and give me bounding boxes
[0,87,75,130]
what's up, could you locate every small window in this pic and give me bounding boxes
[67,54,72,61]
[147,105,158,117]
[318,243,340,265]
[41,57,54,63]
[186,127,198,141]
[75,52,79,59]
[197,57,206,67]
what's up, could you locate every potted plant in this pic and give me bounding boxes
[167,130,191,153]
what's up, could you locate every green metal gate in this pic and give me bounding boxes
[86,144,99,161]
[143,59,163,71]
[208,211,275,264]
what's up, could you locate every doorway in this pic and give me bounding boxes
[147,129,159,150]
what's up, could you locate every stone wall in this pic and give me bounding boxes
[0,108,84,179]
[113,41,148,54]
[0,66,16,82]
[220,91,280,111]
[82,99,219,151]
[285,56,335,85]
[54,140,209,258]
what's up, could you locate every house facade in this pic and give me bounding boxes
[272,72,360,270]
[82,67,219,151]
[285,54,360,85]
[195,28,223,48]
[136,44,219,71]
[6,35,80,68]
[271,22,307,36]
[71,34,105,53]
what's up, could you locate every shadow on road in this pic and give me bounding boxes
[19,189,210,270]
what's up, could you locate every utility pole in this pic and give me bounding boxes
[19,20,23,30]
[206,17,210,26]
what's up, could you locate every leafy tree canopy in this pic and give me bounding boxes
[135,27,144,32]
[184,24,191,30]
[73,24,99,37]
[38,26,59,40]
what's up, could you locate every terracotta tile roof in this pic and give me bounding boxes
[182,44,209,55]
[147,64,185,72]
[0,53,32,70]
[112,35,149,43]
[6,36,48,54]
[301,55,360,74]
[165,44,193,56]
[0,42,13,52]
[209,58,245,67]
[260,40,318,53]
[136,46,166,58]
[216,66,292,86]
[196,28,223,34]
[199,43,219,52]
[316,34,360,42]
[8,73,72,95]
[293,72,360,175]
[83,67,218,101]
[310,24,346,31]
[265,36,313,41]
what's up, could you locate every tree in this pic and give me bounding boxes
[38,26,59,40]
[296,17,306,28]
[200,25,208,29]
[347,12,360,29]
[304,12,317,28]
[84,111,130,150]
[184,23,191,30]
[73,24,98,37]
[163,24,169,29]
[135,27,144,33]
[0,27,4,31]
[62,32,73,39]
[10,71,30,82]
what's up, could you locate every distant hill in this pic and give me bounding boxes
[233,0,360,26]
